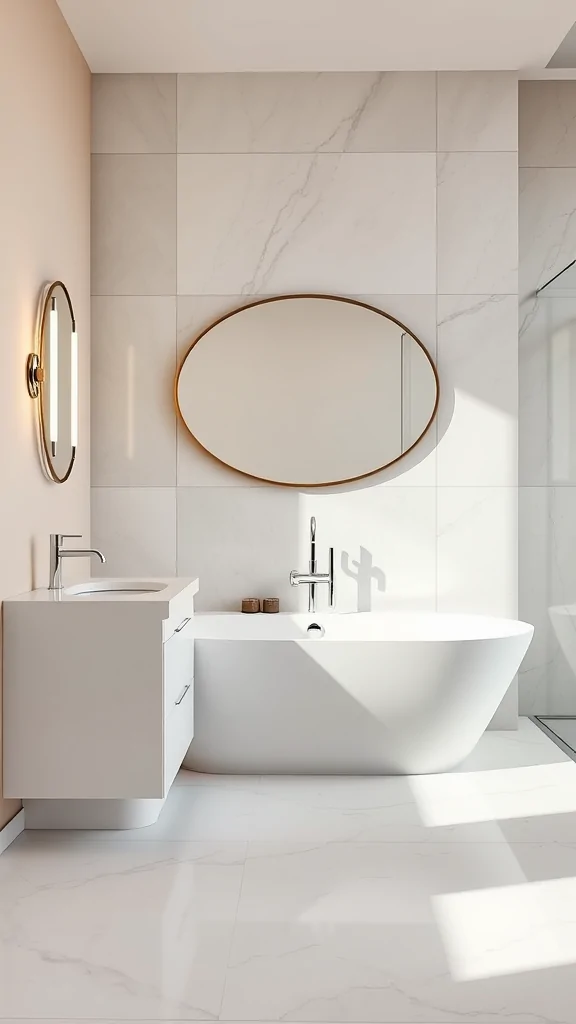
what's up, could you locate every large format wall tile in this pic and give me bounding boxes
[91,487,177,577]
[298,487,437,614]
[437,295,518,487]
[517,83,576,717]
[521,487,576,715]
[519,167,576,296]
[437,152,518,294]
[520,293,576,487]
[437,72,517,152]
[519,296,549,486]
[91,297,177,486]
[519,81,576,167]
[92,74,176,154]
[518,487,550,714]
[177,153,437,295]
[178,72,436,154]
[546,487,576,712]
[437,487,517,618]
[92,155,176,295]
[177,487,302,611]
[178,486,437,614]
[89,73,520,727]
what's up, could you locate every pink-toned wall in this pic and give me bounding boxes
[0,0,91,829]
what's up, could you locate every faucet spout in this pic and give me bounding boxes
[290,517,335,613]
[63,548,106,564]
[48,533,107,590]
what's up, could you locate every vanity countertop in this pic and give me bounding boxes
[5,577,199,620]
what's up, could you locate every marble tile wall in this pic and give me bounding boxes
[519,82,576,713]
[91,72,519,723]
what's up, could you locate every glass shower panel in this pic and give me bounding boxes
[530,261,576,749]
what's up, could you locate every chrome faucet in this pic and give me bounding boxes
[290,517,335,613]
[49,533,106,591]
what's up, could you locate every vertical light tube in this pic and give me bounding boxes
[71,323,78,451]
[49,296,58,456]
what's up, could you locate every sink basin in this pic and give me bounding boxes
[64,580,168,597]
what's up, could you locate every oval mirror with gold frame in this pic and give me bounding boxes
[176,294,439,487]
[27,281,78,484]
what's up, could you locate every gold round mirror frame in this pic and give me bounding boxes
[175,294,440,488]
[27,280,77,484]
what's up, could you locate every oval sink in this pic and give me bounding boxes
[64,580,168,597]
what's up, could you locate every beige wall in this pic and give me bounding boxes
[0,0,90,829]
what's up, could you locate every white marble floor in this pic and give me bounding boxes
[2,719,576,1022]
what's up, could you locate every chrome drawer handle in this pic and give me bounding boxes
[174,617,191,633]
[175,683,191,706]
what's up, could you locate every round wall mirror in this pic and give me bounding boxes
[176,295,438,487]
[27,281,78,483]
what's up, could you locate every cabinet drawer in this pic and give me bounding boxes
[163,629,194,710]
[164,678,194,792]
[163,611,194,643]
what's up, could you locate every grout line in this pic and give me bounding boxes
[20,837,576,846]
[93,149,521,156]
[91,292,519,299]
[216,841,249,1018]
[89,484,525,491]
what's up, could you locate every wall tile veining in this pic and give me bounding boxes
[91,71,519,722]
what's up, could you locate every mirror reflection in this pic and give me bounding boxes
[176,295,438,487]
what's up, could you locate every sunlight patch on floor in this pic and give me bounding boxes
[434,875,576,980]
[409,760,576,826]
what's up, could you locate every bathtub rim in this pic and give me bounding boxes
[192,610,534,643]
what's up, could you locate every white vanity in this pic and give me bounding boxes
[2,577,198,828]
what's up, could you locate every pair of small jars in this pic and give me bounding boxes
[241,597,279,614]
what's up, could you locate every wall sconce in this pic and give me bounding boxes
[27,281,78,483]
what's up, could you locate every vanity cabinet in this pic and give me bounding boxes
[163,626,195,790]
[2,578,198,800]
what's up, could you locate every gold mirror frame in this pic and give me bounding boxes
[175,294,440,488]
[27,281,77,484]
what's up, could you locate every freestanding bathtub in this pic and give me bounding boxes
[185,612,533,775]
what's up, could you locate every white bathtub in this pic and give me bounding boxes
[185,612,533,775]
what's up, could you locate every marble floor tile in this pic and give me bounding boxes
[25,721,576,847]
[0,840,245,1019]
[7,720,576,1022]
[221,841,576,1022]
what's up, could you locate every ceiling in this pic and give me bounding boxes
[56,0,576,73]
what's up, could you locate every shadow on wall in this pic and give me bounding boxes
[293,383,456,613]
[341,547,386,612]
[300,379,455,494]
